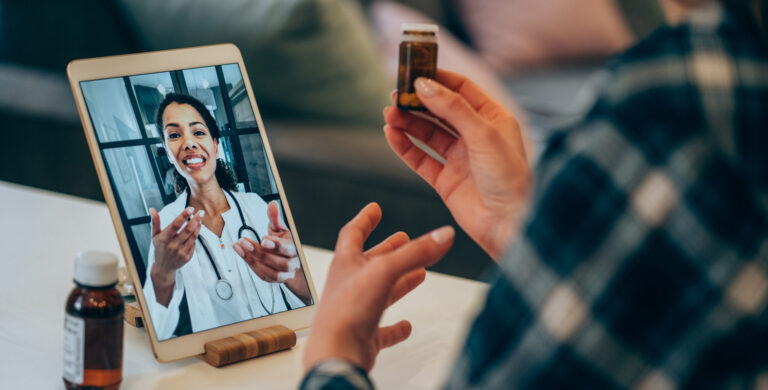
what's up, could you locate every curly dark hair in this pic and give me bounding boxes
[155,93,238,194]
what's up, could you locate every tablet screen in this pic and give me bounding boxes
[80,64,312,341]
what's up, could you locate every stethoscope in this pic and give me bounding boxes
[185,189,274,311]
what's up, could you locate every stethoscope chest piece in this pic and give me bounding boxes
[215,279,234,300]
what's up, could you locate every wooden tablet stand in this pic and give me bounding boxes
[125,301,144,328]
[124,302,297,367]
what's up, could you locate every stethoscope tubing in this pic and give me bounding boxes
[185,188,257,279]
[182,188,277,312]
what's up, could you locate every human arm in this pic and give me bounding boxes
[383,69,531,261]
[143,244,186,340]
[148,206,203,306]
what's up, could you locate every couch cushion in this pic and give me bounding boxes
[456,0,634,73]
[0,0,140,71]
[117,0,391,126]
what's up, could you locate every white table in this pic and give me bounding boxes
[0,181,488,389]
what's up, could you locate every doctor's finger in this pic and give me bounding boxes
[150,208,161,238]
[364,231,410,258]
[261,236,297,258]
[235,240,291,273]
[253,251,292,273]
[176,214,202,244]
[335,203,382,254]
[372,226,454,285]
[386,268,426,308]
[162,207,195,240]
[181,237,198,262]
[248,258,280,282]
[179,218,202,248]
[267,201,288,232]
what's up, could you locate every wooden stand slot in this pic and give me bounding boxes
[125,301,144,328]
[201,325,297,367]
[122,301,296,367]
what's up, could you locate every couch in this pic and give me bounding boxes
[0,0,618,280]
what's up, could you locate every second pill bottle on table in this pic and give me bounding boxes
[397,23,439,111]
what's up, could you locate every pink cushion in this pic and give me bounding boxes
[456,0,634,74]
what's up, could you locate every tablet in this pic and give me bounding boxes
[67,44,318,362]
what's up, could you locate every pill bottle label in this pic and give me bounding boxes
[63,314,85,384]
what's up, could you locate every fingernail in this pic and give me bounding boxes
[197,210,205,218]
[430,226,454,244]
[233,244,244,257]
[263,240,276,250]
[186,206,194,215]
[415,78,437,98]
[241,239,254,252]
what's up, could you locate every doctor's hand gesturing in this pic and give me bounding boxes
[232,201,311,304]
[149,206,204,307]
[303,203,454,372]
[383,70,531,261]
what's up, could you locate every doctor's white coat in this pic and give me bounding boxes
[143,190,306,340]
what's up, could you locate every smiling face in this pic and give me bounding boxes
[162,102,219,187]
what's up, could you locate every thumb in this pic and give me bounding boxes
[374,225,454,285]
[267,201,286,231]
[150,208,161,237]
[414,77,487,139]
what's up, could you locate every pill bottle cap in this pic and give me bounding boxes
[401,23,439,33]
[74,251,119,287]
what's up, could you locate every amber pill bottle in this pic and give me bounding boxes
[63,251,124,390]
[397,23,439,111]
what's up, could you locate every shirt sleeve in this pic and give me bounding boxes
[300,359,374,390]
[143,243,185,340]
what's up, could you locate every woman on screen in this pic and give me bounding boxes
[143,93,310,340]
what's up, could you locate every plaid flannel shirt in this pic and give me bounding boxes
[301,3,768,389]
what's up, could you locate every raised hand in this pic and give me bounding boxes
[383,69,531,260]
[303,203,454,372]
[149,207,204,306]
[232,213,311,304]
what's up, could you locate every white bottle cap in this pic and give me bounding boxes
[74,251,119,287]
[401,23,439,33]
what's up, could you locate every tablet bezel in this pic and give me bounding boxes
[67,44,318,362]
